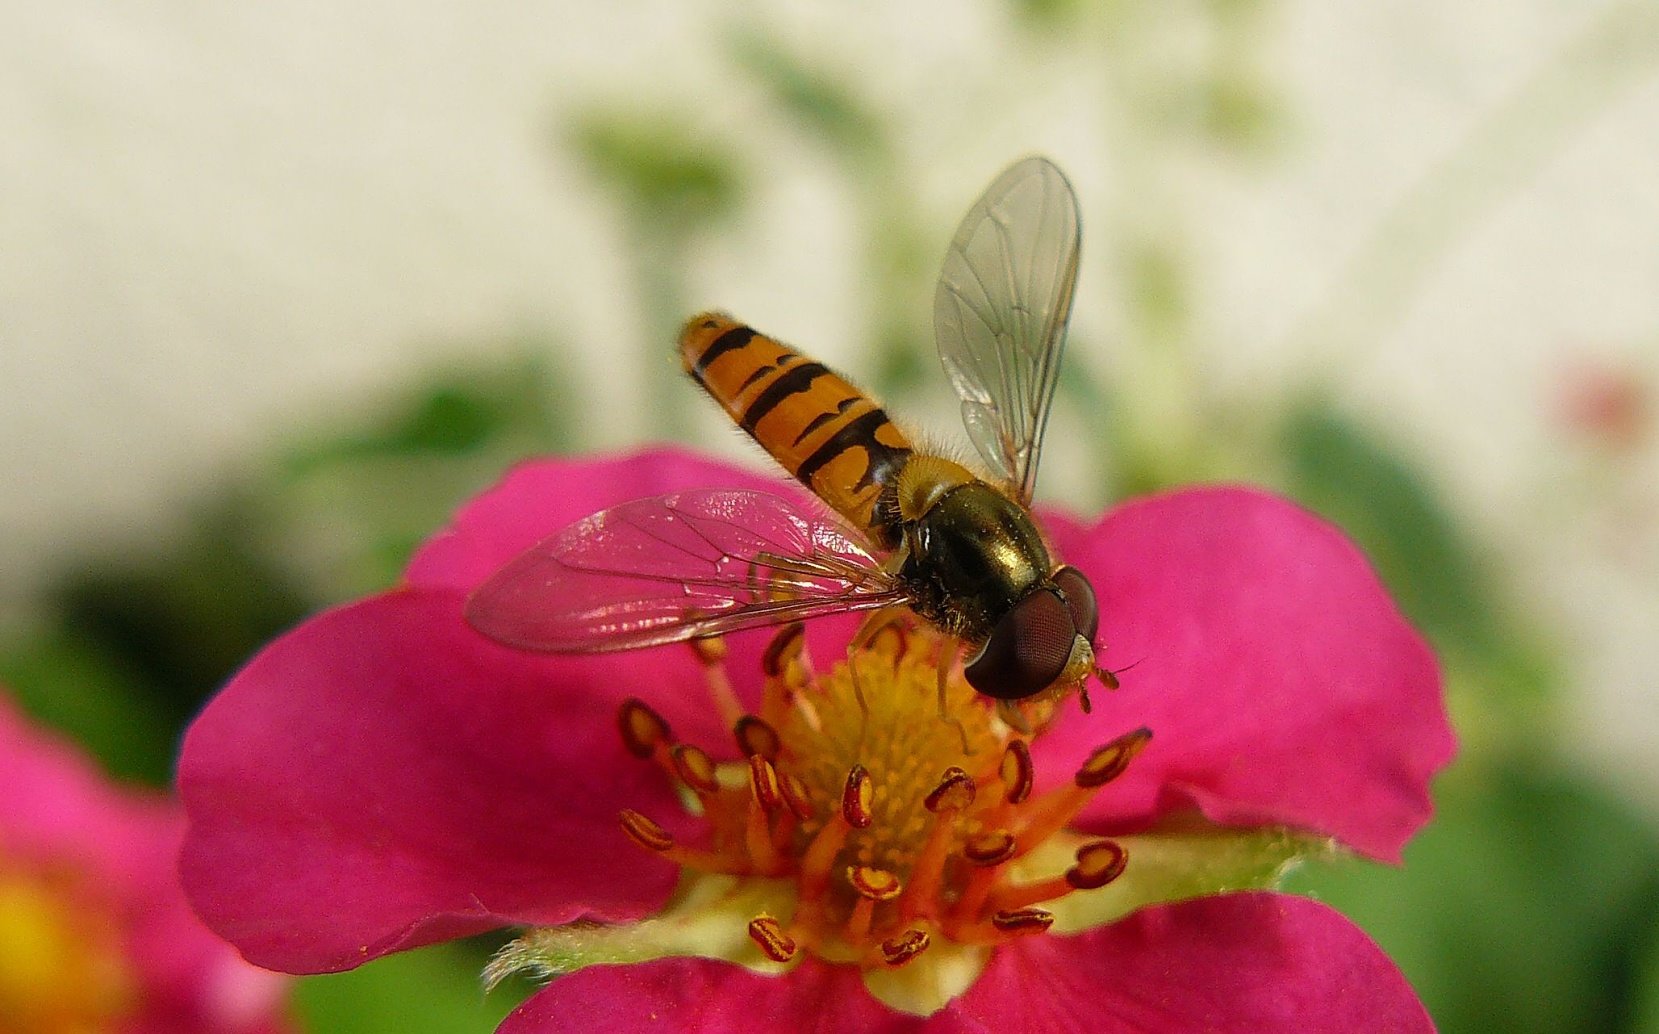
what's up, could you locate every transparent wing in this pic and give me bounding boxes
[933,156,1081,503]
[464,489,908,652]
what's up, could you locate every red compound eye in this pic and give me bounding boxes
[964,589,1075,700]
[1052,565,1099,643]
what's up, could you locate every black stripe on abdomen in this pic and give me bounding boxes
[691,325,757,378]
[739,361,830,432]
[795,407,911,493]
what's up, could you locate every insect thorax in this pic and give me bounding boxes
[895,480,1052,644]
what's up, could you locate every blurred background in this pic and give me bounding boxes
[3,0,1658,1030]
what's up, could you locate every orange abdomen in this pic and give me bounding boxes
[679,313,913,542]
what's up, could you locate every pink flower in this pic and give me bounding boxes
[0,693,291,1034]
[178,448,1454,1032]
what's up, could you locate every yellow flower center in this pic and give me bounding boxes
[614,620,1149,976]
[0,859,136,1034]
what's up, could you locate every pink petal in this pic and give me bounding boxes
[0,695,142,874]
[179,590,727,975]
[0,696,293,1033]
[935,892,1432,1033]
[408,447,796,593]
[1042,487,1453,862]
[498,958,911,1034]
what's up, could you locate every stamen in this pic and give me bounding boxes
[798,815,853,904]
[618,809,739,873]
[748,755,783,812]
[986,840,1129,913]
[901,768,977,921]
[669,744,720,795]
[691,635,744,729]
[617,698,671,759]
[962,830,1017,865]
[985,874,1070,913]
[747,915,798,962]
[761,623,807,677]
[922,767,976,813]
[845,866,901,942]
[990,907,1054,935]
[1065,839,1128,890]
[745,757,785,873]
[735,715,781,761]
[953,832,1015,922]
[778,772,815,821]
[1000,740,1034,804]
[689,633,727,666]
[879,929,930,966]
[760,623,819,731]
[842,765,874,829]
[618,809,674,852]
[1075,727,1152,788]
[848,865,902,901]
[1012,727,1153,851]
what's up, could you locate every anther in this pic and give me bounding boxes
[880,929,931,966]
[735,715,781,761]
[669,744,720,795]
[778,772,815,820]
[747,915,798,963]
[991,907,1055,934]
[617,698,671,759]
[963,830,1018,866]
[748,755,783,811]
[1000,740,1034,804]
[924,767,976,813]
[842,765,874,829]
[848,866,903,901]
[618,809,674,852]
[689,633,727,666]
[1075,727,1153,788]
[1065,839,1128,890]
[761,623,807,676]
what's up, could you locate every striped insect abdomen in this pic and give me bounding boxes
[679,313,913,543]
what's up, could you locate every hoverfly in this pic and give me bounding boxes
[467,157,1112,718]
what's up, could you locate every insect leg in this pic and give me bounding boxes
[995,698,1034,736]
[932,636,975,755]
[846,607,910,742]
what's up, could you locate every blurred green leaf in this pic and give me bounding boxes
[1633,908,1659,1032]
[0,629,177,785]
[295,941,529,1033]
[1199,71,1284,153]
[1289,760,1659,1034]
[570,109,746,435]
[269,348,575,599]
[48,501,312,726]
[286,348,569,472]
[728,31,886,158]
[572,112,743,231]
[1005,0,1091,31]
[1124,239,1190,348]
